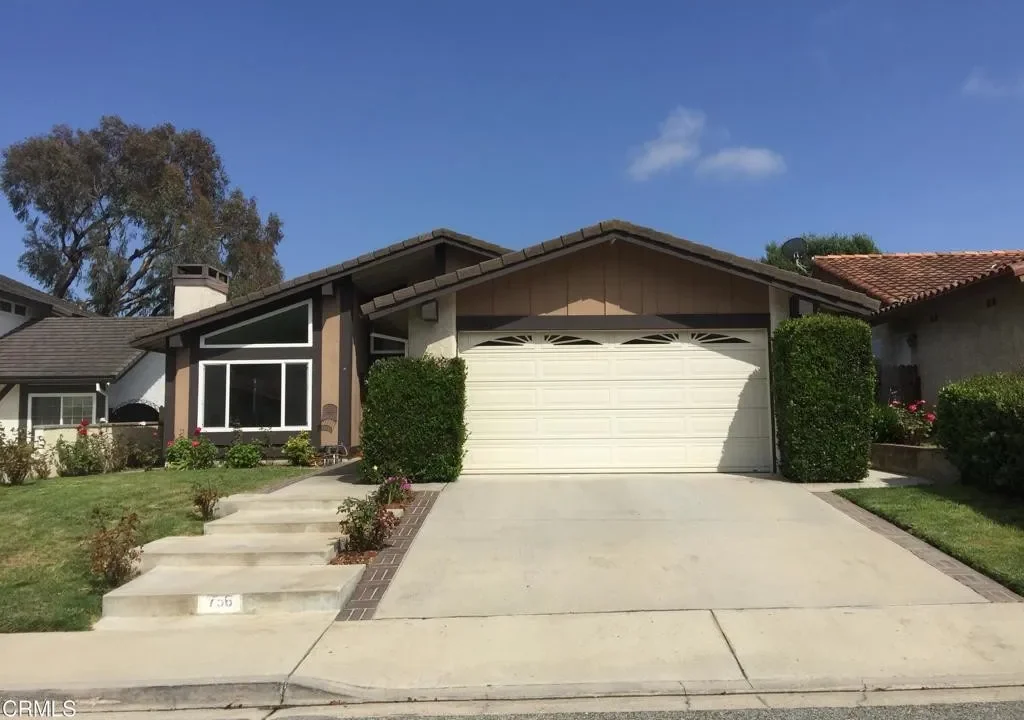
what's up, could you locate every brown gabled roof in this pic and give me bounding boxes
[0,275,95,318]
[361,219,881,318]
[0,317,166,383]
[813,251,1024,313]
[132,228,508,348]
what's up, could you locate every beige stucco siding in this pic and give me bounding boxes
[319,292,340,446]
[173,346,190,438]
[456,241,767,316]
[889,277,1024,401]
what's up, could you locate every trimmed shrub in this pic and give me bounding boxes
[361,356,467,483]
[773,314,876,482]
[937,373,1024,495]
[225,442,263,469]
[282,431,316,466]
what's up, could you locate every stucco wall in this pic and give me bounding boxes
[108,352,165,412]
[768,287,791,332]
[320,291,340,446]
[456,241,767,316]
[173,346,191,438]
[407,294,457,358]
[884,277,1024,401]
[0,385,20,433]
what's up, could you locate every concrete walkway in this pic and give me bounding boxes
[4,603,1024,710]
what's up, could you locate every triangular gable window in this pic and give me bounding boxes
[201,300,312,348]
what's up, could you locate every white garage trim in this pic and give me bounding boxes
[459,329,772,474]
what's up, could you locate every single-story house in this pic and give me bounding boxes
[0,274,166,434]
[132,221,878,474]
[812,250,1024,402]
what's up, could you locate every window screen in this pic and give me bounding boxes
[30,397,62,427]
[202,365,227,428]
[284,363,309,427]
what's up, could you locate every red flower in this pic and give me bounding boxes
[925,412,936,423]
[79,418,90,427]
[194,426,202,436]
[191,440,200,448]
[908,403,919,413]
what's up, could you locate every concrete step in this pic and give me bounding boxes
[216,494,348,515]
[205,508,403,535]
[102,565,364,619]
[93,610,337,632]
[139,533,340,571]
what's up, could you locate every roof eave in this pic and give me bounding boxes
[365,225,880,319]
[131,232,509,346]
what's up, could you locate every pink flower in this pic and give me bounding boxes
[925,412,936,423]
[908,403,919,413]
[167,440,174,447]
[191,440,200,448]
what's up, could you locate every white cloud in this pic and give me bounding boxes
[627,107,705,181]
[696,147,787,180]
[961,67,1024,98]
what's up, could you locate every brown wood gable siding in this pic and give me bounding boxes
[456,241,767,316]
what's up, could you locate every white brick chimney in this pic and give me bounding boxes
[172,264,229,318]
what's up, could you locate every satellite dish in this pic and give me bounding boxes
[780,236,809,272]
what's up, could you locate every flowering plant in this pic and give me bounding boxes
[373,475,414,506]
[876,399,936,446]
[166,427,218,470]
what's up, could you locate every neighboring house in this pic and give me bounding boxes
[813,251,1024,402]
[0,275,166,435]
[132,220,878,474]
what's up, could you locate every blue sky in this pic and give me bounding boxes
[1,0,1023,286]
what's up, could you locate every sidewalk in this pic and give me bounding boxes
[3,603,1024,712]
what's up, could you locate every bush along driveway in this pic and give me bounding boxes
[838,484,1024,597]
[0,466,309,632]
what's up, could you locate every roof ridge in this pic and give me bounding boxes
[816,250,1024,259]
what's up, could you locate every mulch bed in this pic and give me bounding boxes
[331,550,378,565]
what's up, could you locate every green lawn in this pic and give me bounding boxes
[0,466,310,632]
[837,484,1024,596]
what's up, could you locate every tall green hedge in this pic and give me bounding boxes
[772,314,876,482]
[937,373,1024,496]
[361,356,467,483]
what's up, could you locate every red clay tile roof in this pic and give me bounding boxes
[813,251,1024,313]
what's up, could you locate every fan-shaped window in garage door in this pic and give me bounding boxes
[542,334,600,346]
[622,332,681,345]
[690,332,750,344]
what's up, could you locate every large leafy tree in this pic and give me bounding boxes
[1,116,284,316]
[762,233,880,275]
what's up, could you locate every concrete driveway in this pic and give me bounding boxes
[374,474,984,619]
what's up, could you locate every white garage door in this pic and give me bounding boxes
[459,329,773,474]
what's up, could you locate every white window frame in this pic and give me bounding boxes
[27,392,96,432]
[197,359,313,432]
[199,299,313,349]
[370,332,407,356]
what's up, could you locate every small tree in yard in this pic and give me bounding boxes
[772,314,876,482]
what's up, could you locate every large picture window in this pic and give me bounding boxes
[199,360,312,431]
[200,300,312,349]
[28,393,96,430]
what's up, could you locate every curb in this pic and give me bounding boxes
[13,674,1024,713]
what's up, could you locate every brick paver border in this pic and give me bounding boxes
[337,490,441,621]
[816,491,1022,603]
